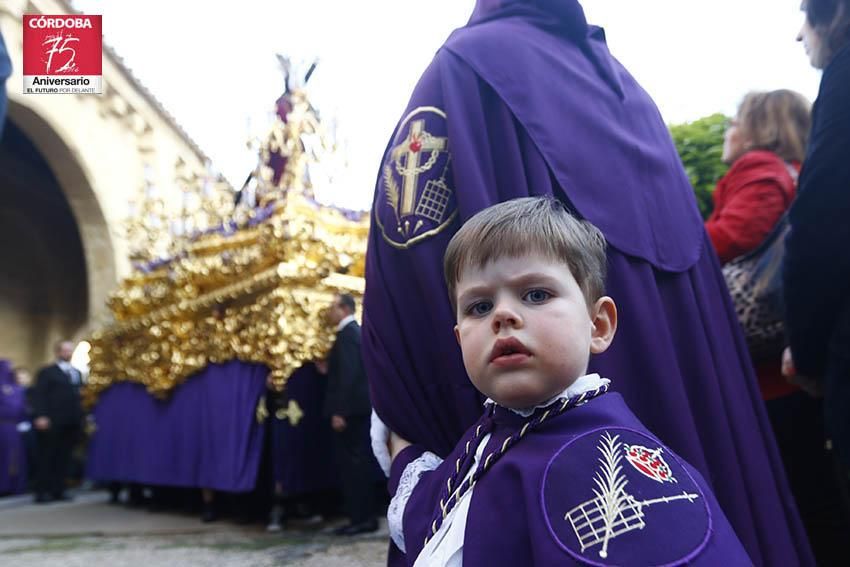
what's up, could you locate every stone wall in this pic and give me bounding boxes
[0,0,212,370]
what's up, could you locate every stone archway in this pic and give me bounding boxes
[1,101,116,370]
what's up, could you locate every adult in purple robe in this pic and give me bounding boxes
[362,1,812,564]
[390,390,749,566]
[270,363,338,496]
[0,360,27,495]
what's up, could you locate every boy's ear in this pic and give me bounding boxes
[454,324,461,346]
[589,296,617,354]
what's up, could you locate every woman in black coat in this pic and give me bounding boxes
[783,0,850,521]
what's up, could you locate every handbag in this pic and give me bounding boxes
[722,214,789,361]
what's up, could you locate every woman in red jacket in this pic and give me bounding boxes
[707,90,844,564]
[707,90,810,399]
[707,90,809,267]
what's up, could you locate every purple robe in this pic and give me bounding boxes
[391,393,750,566]
[362,1,812,564]
[271,363,338,495]
[0,360,27,494]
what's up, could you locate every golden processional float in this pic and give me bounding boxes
[83,60,369,493]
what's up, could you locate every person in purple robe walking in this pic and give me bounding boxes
[0,360,28,495]
[266,362,338,531]
[384,198,750,566]
[362,1,813,564]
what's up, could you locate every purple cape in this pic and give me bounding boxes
[362,1,811,564]
[391,393,750,566]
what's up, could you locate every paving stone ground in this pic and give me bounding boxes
[0,492,388,566]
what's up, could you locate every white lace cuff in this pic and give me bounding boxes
[370,410,392,477]
[388,451,443,553]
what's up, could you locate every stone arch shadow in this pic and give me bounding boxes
[2,99,117,366]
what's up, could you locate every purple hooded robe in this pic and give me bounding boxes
[362,1,812,564]
[270,363,338,495]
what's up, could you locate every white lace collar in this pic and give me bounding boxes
[484,373,610,417]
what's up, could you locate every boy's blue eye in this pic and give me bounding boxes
[524,289,551,303]
[467,301,493,316]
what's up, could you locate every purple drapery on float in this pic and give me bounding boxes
[86,361,267,492]
[271,363,337,495]
[363,1,813,564]
[0,360,27,494]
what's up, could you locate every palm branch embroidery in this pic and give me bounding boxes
[383,165,400,222]
[565,431,700,559]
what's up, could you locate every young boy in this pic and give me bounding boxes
[384,197,750,566]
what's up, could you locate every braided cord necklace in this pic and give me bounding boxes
[424,383,610,546]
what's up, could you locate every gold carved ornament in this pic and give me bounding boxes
[83,75,368,409]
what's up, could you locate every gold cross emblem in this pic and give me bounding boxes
[377,106,457,249]
[275,399,305,427]
[389,113,448,218]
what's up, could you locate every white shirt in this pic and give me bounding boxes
[391,374,610,566]
[57,361,80,385]
[336,314,356,332]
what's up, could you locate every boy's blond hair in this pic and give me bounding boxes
[443,197,607,312]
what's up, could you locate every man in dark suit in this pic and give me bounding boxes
[31,340,83,503]
[323,293,377,535]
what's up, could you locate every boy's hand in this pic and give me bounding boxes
[389,431,412,460]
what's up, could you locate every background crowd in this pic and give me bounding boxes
[0,297,385,536]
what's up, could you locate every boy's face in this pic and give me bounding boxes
[454,254,616,410]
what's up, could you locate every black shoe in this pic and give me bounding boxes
[201,504,218,523]
[334,519,379,536]
[34,494,51,504]
[52,493,73,502]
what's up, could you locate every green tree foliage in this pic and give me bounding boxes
[669,113,729,219]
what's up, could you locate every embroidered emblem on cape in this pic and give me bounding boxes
[375,106,457,249]
[542,428,711,566]
[625,443,676,483]
[275,399,304,426]
[1,384,12,396]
